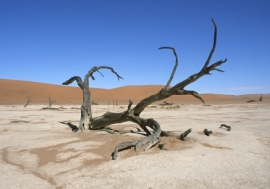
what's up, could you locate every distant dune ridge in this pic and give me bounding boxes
[0,79,269,105]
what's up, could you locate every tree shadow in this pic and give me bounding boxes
[59,122,78,132]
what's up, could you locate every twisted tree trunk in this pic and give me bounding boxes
[62,66,123,131]
[62,19,227,159]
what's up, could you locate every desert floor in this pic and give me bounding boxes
[0,103,269,189]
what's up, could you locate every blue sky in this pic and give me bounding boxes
[1,0,269,95]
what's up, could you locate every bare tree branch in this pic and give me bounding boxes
[112,118,161,160]
[85,66,123,82]
[202,19,217,70]
[158,47,178,90]
[62,76,83,89]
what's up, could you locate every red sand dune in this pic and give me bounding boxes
[0,79,269,105]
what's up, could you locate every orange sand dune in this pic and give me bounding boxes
[0,79,269,105]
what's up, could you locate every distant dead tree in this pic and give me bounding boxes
[48,96,56,107]
[159,101,174,106]
[91,100,99,105]
[24,96,32,107]
[62,19,227,160]
[247,95,263,103]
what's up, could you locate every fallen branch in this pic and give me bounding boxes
[220,124,231,131]
[112,119,161,160]
[178,128,192,141]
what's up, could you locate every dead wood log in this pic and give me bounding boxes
[41,107,60,110]
[62,19,227,159]
[204,129,212,136]
[220,124,231,131]
[178,128,192,141]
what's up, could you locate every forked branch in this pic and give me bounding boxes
[85,66,123,81]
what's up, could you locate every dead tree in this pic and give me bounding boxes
[91,100,99,105]
[48,96,56,107]
[247,95,263,103]
[62,19,227,159]
[62,67,123,131]
[24,96,32,107]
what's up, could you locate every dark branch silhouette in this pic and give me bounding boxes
[24,96,32,107]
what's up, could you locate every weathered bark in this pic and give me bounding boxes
[62,66,123,131]
[24,96,32,107]
[63,19,227,159]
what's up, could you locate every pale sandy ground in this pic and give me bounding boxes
[0,103,269,189]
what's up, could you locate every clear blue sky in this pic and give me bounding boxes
[1,0,269,95]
